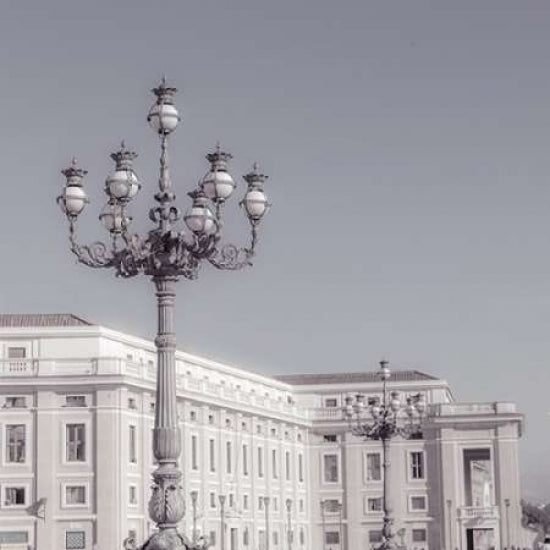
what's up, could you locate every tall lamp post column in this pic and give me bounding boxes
[57,80,270,550]
[343,361,426,550]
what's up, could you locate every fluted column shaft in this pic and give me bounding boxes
[147,276,185,532]
[381,436,394,549]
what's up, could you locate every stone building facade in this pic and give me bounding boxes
[0,314,524,550]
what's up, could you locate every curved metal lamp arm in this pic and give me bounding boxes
[68,219,114,269]
[207,222,259,271]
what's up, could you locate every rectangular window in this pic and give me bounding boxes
[323,454,338,483]
[129,485,137,505]
[66,424,86,462]
[226,441,232,474]
[0,532,28,544]
[299,499,304,513]
[229,493,234,508]
[209,439,216,472]
[243,494,249,509]
[325,398,338,408]
[367,497,382,512]
[285,451,290,480]
[8,347,26,359]
[6,424,26,463]
[366,453,381,481]
[4,487,25,506]
[298,454,304,482]
[325,532,339,545]
[191,435,198,470]
[129,425,137,463]
[412,529,427,542]
[66,530,85,550]
[272,449,278,478]
[273,531,279,545]
[410,452,425,480]
[4,396,26,408]
[323,434,337,442]
[243,444,249,476]
[410,496,427,511]
[259,496,264,510]
[128,398,137,409]
[65,395,86,407]
[65,486,86,505]
[210,492,216,508]
[258,446,264,478]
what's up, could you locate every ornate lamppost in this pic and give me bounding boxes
[343,360,426,550]
[57,79,270,550]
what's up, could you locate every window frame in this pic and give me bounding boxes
[4,396,27,409]
[129,425,138,464]
[5,423,27,465]
[2,483,29,508]
[364,451,382,482]
[62,482,89,509]
[408,450,426,482]
[364,496,383,515]
[322,452,339,484]
[63,421,88,464]
[411,528,427,543]
[128,484,138,507]
[408,494,428,512]
[191,434,199,471]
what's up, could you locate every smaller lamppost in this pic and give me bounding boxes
[285,499,293,550]
[183,491,213,550]
[504,498,511,549]
[263,497,271,550]
[344,360,426,550]
[219,495,227,550]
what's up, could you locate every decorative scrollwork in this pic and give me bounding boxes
[207,243,254,271]
[71,240,113,269]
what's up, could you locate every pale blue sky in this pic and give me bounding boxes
[1,0,550,500]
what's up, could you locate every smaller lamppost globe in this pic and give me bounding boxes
[201,144,236,202]
[105,142,140,201]
[184,190,217,235]
[241,163,269,222]
[379,359,391,381]
[59,158,89,217]
[147,78,180,135]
